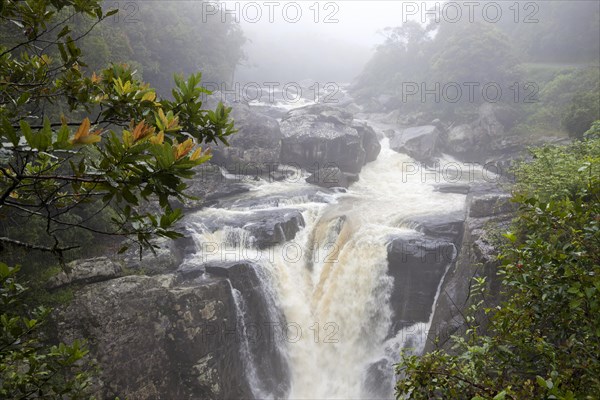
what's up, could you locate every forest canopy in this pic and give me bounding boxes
[353,1,600,136]
[0,0,246,396]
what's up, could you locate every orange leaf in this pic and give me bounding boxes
[149,131,164,145]
[71,118,90,142]
[71,118,101,145]
[173,138,194,160]
[131,121,155,142]
[190,148,202,161]
[91,72,101,84]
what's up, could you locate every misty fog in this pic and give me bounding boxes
[1,1,599,399]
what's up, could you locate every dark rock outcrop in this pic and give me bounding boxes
[114,235,195,275]
[405,212,466,246]
[243,210,306,249]
[195,262,290,398]
[444,123,481,156]
[469,192,516,218]
[434,184,471,195]
[47,257,122,289]
[56,274,248,400]
[355,123,381,163]
[425,188,516,352]
[363,358,395,399]
[280,104,381,173]
[305,166,352,188]
[55,261,290,400]
[439,103,569,171]
[211,103,283,175]
[175,163,251,209]
[387,234,457,332]
[441,104,511,160]
[389,125,440,164]
[188,208,305,249]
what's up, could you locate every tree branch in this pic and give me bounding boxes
[16,174,107,183]
[0,236,79,252]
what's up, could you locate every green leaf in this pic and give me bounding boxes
[121,187,138,205]
[55,124,70,147]
[57,25,71,39]
[19,120,34,146]
[569,298,583,309]
[1,116,19,146]
[66,36,79,57]
[492,391,507,400]
[567,284,581,294]
[0,262,11,278]
[17,92,30,106]
[57,42,68,62]
[38,117,53,150]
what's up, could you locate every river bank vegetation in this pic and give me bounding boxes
[396,122,600,399]
[0,1,241,397]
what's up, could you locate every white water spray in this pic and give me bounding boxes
[186,124,474,398]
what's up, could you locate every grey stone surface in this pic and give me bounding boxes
[305,166,350,188]
[54,261,290,399]
[176,163,251,209]
[211,103,283,174]
[280,104,381,173]
[387,234,457,331]
[425,190,516,352]
[389,125,440,164]
[47,257,122,289]
[188,208,306,249]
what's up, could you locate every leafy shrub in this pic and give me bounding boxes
[1,263,93,399]
[396,128,600,399]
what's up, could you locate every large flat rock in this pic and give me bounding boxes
[54,261,290,399]
[389,125,440,165]
[280,104,380,174]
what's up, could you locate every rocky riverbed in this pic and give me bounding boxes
[50,91,552,399]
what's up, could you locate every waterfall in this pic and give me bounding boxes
[262,213,396,399]
[185,133,470,398]
[231,286,265,398]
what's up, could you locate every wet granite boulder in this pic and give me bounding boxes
[54,261,291,399]
[280,104,380,173]
[47,257,122,289]
[389,125,441,165]
[386,234,457,331]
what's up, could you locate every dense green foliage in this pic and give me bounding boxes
[354,1,599,135]
[511,66,600,138]
[354,17,520,115]
[0,1,240,396]
[1,263,92,398]
[0,0,236,263]
[396,123,600,399]
[77,1,246,94]
[0,2,246,97]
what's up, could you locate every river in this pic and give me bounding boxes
[182,100,479,398]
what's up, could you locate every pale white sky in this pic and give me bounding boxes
[226,1,416,45]
[218,1,436,82]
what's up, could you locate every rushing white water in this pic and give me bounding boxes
[184,113,488,398]
[231,286,264,398]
